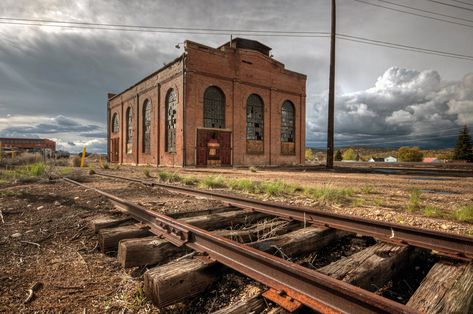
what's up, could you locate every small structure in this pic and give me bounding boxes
[368,157,385,162]
[423,157,438,163]
[107,38,307,167]
[384,156,397,163]
[0,138,56,158]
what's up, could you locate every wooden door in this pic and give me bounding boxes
[196,129,208,167]
[110,138,119,162]
[218,132,231,166]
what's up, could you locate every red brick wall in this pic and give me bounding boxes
[108,40,307,167]
[183,41,306,166]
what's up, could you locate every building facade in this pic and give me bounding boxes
[0,138,56,157]
[107,38,306,167]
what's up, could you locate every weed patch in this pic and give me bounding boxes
[198,175,226,189]
[406,189,421,213]
[454,205,473,223]
[304,185,355,203]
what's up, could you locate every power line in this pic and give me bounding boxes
[425,0,473,12]
[447,0,473,7]
[352,0,473,29]
[337,34,473,61]
[376,0,473,24]
[0,17,329,36]
[1,17,472,61]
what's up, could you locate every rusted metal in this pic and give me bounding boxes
[262,288,302,312]
[96,172,473,260]
[64,177,418,314]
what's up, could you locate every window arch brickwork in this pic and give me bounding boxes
[203,86,225,129]
[112,113,119,133]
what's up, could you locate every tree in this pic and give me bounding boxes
[342,148,357,161]
[305,148,314,161]
[334,150,343,161]
[397,146,423,162]
[453,125,473,162]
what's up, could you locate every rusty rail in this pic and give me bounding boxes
[95,172,473,260]
[64,177,417,313]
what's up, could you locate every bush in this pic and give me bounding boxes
[198,175,226,189]
[406,189,421,212]
[342,148,357,161]
[303,185,355,203]
[454,205,473,222]
[182,176,199,186]
[334,150,343,161]
[228,178,258,193]
[72,156,82,167]
[305,148,315,161]
[249,166,258,173]
[143,168,151,178]
[397,146,423,162]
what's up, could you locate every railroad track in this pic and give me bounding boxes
[64,173,473,313]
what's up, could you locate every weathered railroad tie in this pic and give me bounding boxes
[68,176,473,313]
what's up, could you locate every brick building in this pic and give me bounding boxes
[107,38,306,167]
[0,138,56,152]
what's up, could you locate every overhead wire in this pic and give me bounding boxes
[351,0,473,29]
[425,0,473,12]
[376,0,473,24]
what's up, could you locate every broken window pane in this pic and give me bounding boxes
[204,86,225,129]
[166,89,177,152]
[126,107,133,154]
[246,94,264,141]
[143,100,151,153]
[281,101,295,143]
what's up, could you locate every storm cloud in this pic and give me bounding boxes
[307,68,473,148]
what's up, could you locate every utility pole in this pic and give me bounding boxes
[326,0,336,169]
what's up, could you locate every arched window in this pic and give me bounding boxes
[246,94,264,141]
[112,113,119,133]
[126,107,133,154]
[203,86,225,129]
[142,100,151,153]
[281,101,295,143]
[165,89,177,152]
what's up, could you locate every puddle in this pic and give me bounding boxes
[419,189,454,195]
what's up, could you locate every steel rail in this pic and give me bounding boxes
[64,177,417,314]
[95,172,473,260]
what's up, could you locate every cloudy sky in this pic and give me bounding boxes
[0,0,472,152]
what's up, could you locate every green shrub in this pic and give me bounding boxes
[27,163,46,176]
[360,185,375,194]
[182,176,199,186]
[454,205,473,223]
[249,166,258,173]
[304,185,355,203]
[406,189,421,212]
[397,146,423,162]
[143,168,151,178]
[228,178,258,193]
[423,205,443,218]
[198,175,226,189]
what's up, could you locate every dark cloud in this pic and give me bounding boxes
[307,68,473,148]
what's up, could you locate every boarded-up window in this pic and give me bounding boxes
[126,107,133,154]
[112,113,119,133]
[166,89,177,152]
[204,86,225,129]
[142,99,151,153]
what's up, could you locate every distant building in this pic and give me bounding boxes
[0,138,56,158]
[368,157,385,162]
[384,156,397,163]
[422,157,438,163]
[107,38,307,167]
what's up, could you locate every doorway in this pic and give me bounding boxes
[196,129,231,167]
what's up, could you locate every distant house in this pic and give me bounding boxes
[384,156,397,163]
[423,157,438,163]
[368,157,385,162]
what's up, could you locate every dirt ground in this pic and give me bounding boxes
[1,166,472,313]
